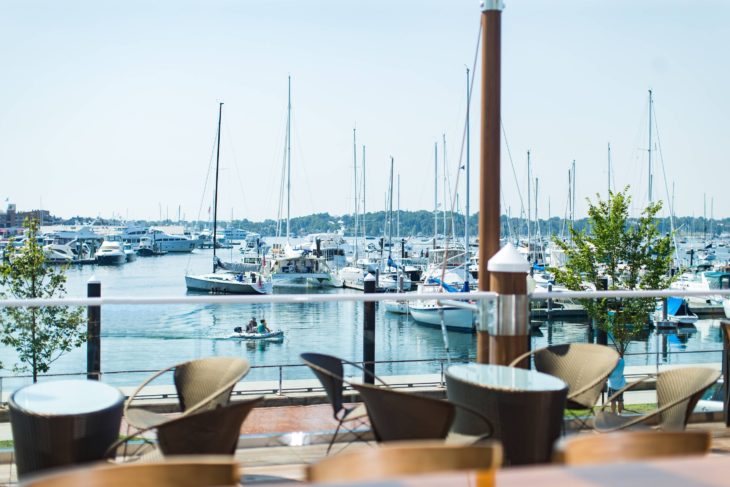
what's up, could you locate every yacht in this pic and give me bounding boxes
[223,227,248,244]
[113,226,195,253]
[43,243,75,264]
[408,281,475,332]
[123,243,137,262]
[185,270,272,294]
[268,252,341,288]
[137,236,166,256]
[94,241,126,265]
[670,270,730,308]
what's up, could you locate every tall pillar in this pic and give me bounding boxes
[477,0,504,363]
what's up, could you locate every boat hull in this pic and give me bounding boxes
[95,254,126,266]
[724,299,730,319]
[384,300,409,314]
[409,305,474,332]
[228,330,284,340]
[185,274,272,294]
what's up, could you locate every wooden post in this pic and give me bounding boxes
[87,276,101,380]
[477,0,504,364]
[487,244,530,367]
[363,273,376,384]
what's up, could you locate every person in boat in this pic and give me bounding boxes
[246,317,257,334]
[233,326,243,334]
[258,318,271,334]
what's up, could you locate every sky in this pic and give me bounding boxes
[1,0,729,223]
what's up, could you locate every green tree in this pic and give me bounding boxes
[550,189,674,356]
[0,218,85,382]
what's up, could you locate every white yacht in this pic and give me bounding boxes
[408,282,475,332]
[670,270,730,308]
[268,252,341,288]
[43,243,75,264]
[123,243,137,262]
[185,269,272,294]
[95,241,126,265]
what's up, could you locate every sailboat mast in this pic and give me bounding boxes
[388,157,394,251]
[442,134,447,239]
[526,151,531,260]
[353,128,358,261]
[434,142,438,240]
[397,173,400,240]
[362,145,366,241]
[286,75,292,241]
[465,66,471,285]
[212,102,223,273]
[648,89,653,204]
[607,142,612,196]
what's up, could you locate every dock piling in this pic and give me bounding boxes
[87,276,101,380]
[363,273,376,384]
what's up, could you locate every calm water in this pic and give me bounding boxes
[0,245,724,391]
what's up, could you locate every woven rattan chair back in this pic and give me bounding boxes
[656,367,720,430]
[156,397,262,456]
[300,353,348,417]
[174,357,250,412]
[351,383,455,442]
[559,430,711,465]
[530,344,619,409]
[21,456,239,487]
[307,441,502,483]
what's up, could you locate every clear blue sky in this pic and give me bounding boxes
[1,0,728,222]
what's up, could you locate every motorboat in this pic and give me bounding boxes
[383,299,409,314]
[652,297,699,325]
[95,241,127,265]
[137,237,166,256]
[43,243,75,264]
[185,269,273,294]
[123,243,137,262]
[268,252,341,288]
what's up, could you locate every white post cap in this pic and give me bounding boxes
[87,275,100,284]
[487,243,530,273]
[364,273,376,282]
[481,0,505,12]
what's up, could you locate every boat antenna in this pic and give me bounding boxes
[212,102,223,273]
[353,127,359,261]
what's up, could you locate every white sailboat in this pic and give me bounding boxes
[269,77,340,289]
[185,103,272,295]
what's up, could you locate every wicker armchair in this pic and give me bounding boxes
[594,366,720,432]
[510,343,619,428]
[300,353,381,454]
[351,382,494,445]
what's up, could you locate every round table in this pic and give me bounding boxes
[446,363,568,466]
[9,380,124,477]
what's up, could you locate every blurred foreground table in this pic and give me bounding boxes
[446,363,567,465]
[9,379,124,477]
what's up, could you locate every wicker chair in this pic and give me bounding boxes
[307,441,502,483]
[117,357,250,457]
[124,356,250,431]
[509,343,619,427]
[556,430,711,465]
[155,396,262,456]
[300,353,379,454]
[21,456,239,487]
[351,382,493,445]
[594,366,720,432]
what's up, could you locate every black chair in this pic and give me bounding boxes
[351,382,494,445]
[300,353,381,454]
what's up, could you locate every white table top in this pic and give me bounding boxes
[12,380,123,415]
[446,363,567,392]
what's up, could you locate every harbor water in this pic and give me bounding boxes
[0,246,725,392]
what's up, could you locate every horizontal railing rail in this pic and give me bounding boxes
[0,288,728,308]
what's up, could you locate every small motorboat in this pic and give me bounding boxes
[229,326,284,340]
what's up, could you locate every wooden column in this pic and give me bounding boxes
[487,244,530,367]
[477,0,504,364]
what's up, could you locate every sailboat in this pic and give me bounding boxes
[268,77,341,289]
[185,103,273,295]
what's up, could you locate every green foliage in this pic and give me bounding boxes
[550,189,674,356]
[0,218,85,382]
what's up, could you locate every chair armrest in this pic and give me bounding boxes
[123,364,179,417]
[450,400,494,440]
[508,350,535,368]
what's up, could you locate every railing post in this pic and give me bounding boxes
[87,276,101,380]
[278,366,283,396]
[363,273,376,384]
[487,243,530,367]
